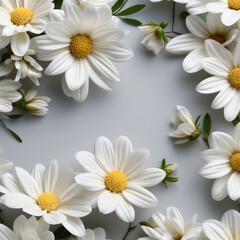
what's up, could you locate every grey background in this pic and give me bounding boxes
[0,1,237,239]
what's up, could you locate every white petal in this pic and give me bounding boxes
[211,174,230,201]
[43,212,66,225]
[122,186,158,208]
[186,15,209,38]
[221,9,240,26]
[11,32,30,56]
[97,191,117,214]
[211,87,235,109]
[227,172,240,200]
[223,92,240,122]
[62,216,86,237]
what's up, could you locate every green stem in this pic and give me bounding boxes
[171,1,176,32]
[122,222,137,240]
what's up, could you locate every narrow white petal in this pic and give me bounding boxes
[227,172,240,200]
[97,191,117,214]
[11,32,30,56]
[211,174,230,201]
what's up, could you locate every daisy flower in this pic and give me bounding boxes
[207,0,240,26]
[0,80,22,113]
[199,123,240,201]
[68,228,107,240]
[0,160,92,237]
[0,0,54,56]
[19,87,51,116]
[75,136,166,222]
[203,209,240,240]
[138,207,202,240]
[166,13,238,73]
[0,215,54,240]
[0,47,43,86]
[197,39,240,122]
[138,22,168,54]
[169,105,201,144]
[35,3,133,102]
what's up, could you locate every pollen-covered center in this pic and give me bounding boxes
[229,152,240,172]
[228,67,240,89]
[228,0,240,10]
[70,35,93,58]
[37,192,59,212]
[233,238,240,240]
[11,7,33,26]
[105,170,127,193]
[211,34,225,44]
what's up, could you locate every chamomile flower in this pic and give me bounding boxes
[75,136,166,222]
[0,215,54,240]
[207,0,240,26]
[0,0,54,56]
[68,228,107,240]
[138,207,202,240]
[35,3,133,102]
[0,160,92,237]
[169,105,201,144]
[200,123,240,201]
[0,48,43,86]
[166,13,238,73]
[0,80,22,113]
[203,209,240,240]
[19,87,51,116]
[197,39,240,122]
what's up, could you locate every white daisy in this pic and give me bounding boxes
[138,24,166,54]
[138,207,202,240]
[207,0,240,26]
[0,79,22,113]
[19,87,51,116]
[75,136,166,222]
[0,160,92,237]
[197,39,240,122]
[35,3,133,102]
[169,105,201,144]
[63,0,114,9]
[0,0,54,56]
[0,215,54,240]
[203,209,240,240]
[166,13,238,73]
[0,48,43,86]
[199,123,240,201]
[68,228,107,240]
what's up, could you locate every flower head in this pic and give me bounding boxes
[18,87,51,116]
[169,105,201,144]
[0,48,43,86]
[200,123,240,201]
[0,215,54,240]
[203,209,240,240]
[35,3,133,102]
[139,22,168,54]
[0,160,92,237]
[166,13,238,73]
[0,0,54,56]
[0,80,22,113]
[75,136,166,222]
[138,207,202,240]
[197,39,240,122]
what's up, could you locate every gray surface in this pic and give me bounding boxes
[0,1,237,239]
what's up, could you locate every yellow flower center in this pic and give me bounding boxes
[229,152,240,172]
[37,192,59,212]
[70,35,93,58]
[105,170,127,193]
[233,238,240,240]
[11,7,33,26]
[228,67,240,89]
[228,0,240,10]
[211,34,225,44]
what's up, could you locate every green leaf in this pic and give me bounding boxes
[54,226,71,239]
[194,114,201,128]
[112,0,125,13]
[116,4,145,16]
[139,221,154,228]
[4,114,23,120]
[232,115,240,127]
[180,11,189,21]
[53,0,63,9]
[0,120,22,143]
[203,113,211,136]
[120,18,142,26]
